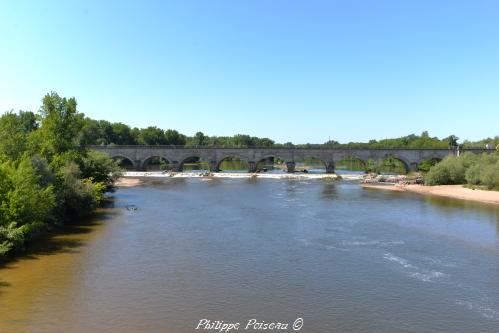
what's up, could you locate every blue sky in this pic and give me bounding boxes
[1,0,498,143]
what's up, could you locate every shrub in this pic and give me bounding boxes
[479,162,499,190]
[418,158,439,173]
[465,163,484,185]
[426,152,499,189]
[425,162,451,185]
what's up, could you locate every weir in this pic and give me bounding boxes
[89,146,489,173]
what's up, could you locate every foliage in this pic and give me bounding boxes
[0,92,119,257]
[0,112,30,161]
[0,156,56,254]
[417,158,440,173]
[425,152,499,189]
[465,153,499,190]
[79,150,122,184]
[38,92,84,156]
[73,116,497,152]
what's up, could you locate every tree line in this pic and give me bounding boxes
[79,119,276,147]
[79,116,497,149]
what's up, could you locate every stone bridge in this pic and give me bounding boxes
[89,145,491,173]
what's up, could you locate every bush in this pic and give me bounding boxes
[0,156,56,254]
[425,162,451,185]
[418,158,439,173]
[426,152,499,189]
[465,163,484,185]
[479,162,499,190]
[79,150,122,184]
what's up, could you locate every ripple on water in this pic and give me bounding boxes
[339,240,405,247]
[383,252,449,282]
[455,300,499,320]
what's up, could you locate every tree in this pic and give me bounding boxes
[138,126,166,145]
[18,111,39,133]
[38,92,84,156]
[111,122,137,145]
[79,118,103,145]
[193,131,206,146]
[164,129,186,146]
[446,135,459,148]
[0,112,28,161]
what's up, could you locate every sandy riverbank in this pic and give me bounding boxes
[363,183,499,205]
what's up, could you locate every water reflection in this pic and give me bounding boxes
[321,182,338,200]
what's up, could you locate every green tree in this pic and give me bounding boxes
[38,92,84,157]
[164,129,187,145]
[138,126,166,145]
[446,135,459,148]
[0,112,28,161]
[111,122,137,145]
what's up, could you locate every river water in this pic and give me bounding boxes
[1,178,499,333]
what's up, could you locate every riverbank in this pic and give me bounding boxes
[115,171,362,187]
[363,183,499,205]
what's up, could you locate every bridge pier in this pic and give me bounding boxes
[134,160,143,171]
[409,162,419,173]
[170,161,181,172]
[286,162,296,173]
[326,162,335,174]
[209,161,219,172]
[248,161,257,173]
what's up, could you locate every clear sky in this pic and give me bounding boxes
[1,0,498,143]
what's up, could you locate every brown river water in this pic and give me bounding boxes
[1,178,499,333]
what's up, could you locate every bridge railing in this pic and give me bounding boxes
[86,145,475,151]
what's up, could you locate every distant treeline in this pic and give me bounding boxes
[5,106,496,149]
[74,117,497,149]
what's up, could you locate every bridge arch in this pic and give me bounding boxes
[141,155,172,171]
[335,155,367,173]
[256,155,287,172]
[180,155,210,172]
[417,157,442,172]
[111,155,136,170]
[294,155,329,173]
[217,154,250,172]
[378,155,410,174]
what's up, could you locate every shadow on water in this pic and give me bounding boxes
[424,194,499,216]
[0,280,10,295]
[246,176,259,185]
[364,185,499,236]
[424,195,499,231]
[137,177,188,189]
[0,206,118,270]
[321,182,338,200]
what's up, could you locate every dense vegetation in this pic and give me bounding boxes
[0,92,121,257]
[425,152,499,190]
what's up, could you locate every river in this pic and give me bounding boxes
[1,178,499,332]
